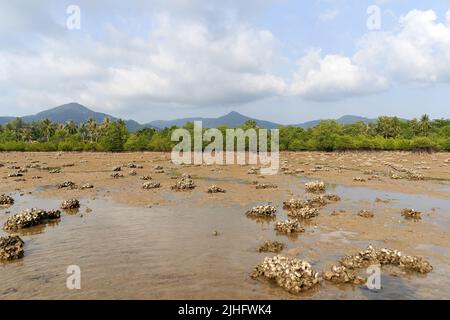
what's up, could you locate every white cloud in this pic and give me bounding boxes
[0,14,286,113]
[290,49,387,101]
[1,4,450,112]
[291,8,450,101]
[354,9,450,83]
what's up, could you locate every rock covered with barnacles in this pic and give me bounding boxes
[0,235,24,261]
[401,208,422,220]
[339,245,433,273]
[246,205,277,218]
[0,194,14,205]
[305,181,326,193]
[61,199,80,210]
[275,219,305,234]
[258,240,285,253]
[251,255,320,293]
[57,181,76,189]
[140,175,152,181]
[172,174,196,190]
[3,208,61,231]
[207,185,226,193]
[323,265,365,284]
[287,206,319,219]
[142,181,161,189]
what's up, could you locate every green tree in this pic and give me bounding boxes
[99,121,129,151]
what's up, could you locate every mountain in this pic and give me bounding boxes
[0,103,150,131]
[0,102,388,131]
[146,111,280,129]
[295,115,376,129]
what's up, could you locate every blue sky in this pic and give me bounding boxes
[0,0,449,123]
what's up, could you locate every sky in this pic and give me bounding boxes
[0,0,449,124]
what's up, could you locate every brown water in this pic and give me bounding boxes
[0,179,449,300]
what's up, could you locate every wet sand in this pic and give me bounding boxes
[0,151,449,299]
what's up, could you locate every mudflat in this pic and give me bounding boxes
[0,151,449,299]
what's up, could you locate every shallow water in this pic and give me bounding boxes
[0,178,449,300]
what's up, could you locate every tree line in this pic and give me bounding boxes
[0,115,448,152]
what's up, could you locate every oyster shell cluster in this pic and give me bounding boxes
[0,235,24,261]
[251,255,320,294]
[305,181,326,193]
[323,265,365,284]
[154,165,164,173]
[80,183,94,190]
[142,181,161,189]
[255,183,278,190]
[3,208,61,231]
[401,208,422,220]
[287,206,319,219]
[8,171,23,177]
[57,181,76,189]
[172,174,196,190]
[358,210,374,218]
[339,245,433,273]
[283,194,340,211]
[275,219,305,234]
[0,194,14,205]
[207,185,226,193]
[246,205,277,218]
[258,240,285,253]
[386,162,424,181]
[60,199,80,210]
[111,172,124,178]
[283,199,307,210]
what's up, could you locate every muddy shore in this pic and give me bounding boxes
[0,151,449,299]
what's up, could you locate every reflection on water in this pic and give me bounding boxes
[0,178,449,299]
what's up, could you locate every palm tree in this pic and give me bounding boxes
[40,118,54,142]
[85,117,98,143]
[409,118,420,137]
[64,120,78,135]
[419,114,430,136]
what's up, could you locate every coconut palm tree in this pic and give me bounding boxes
[40,118,55,142]
[64,120,78,135]
[85,117,98,143]
[419,114,430,136]
[409,118,420,137]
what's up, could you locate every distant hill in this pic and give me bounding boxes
[0,103,150,131]
[0,102,398,132]
[146,111,280,129]
[295,115,376,129]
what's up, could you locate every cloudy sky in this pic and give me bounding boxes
[1,0,449,123]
